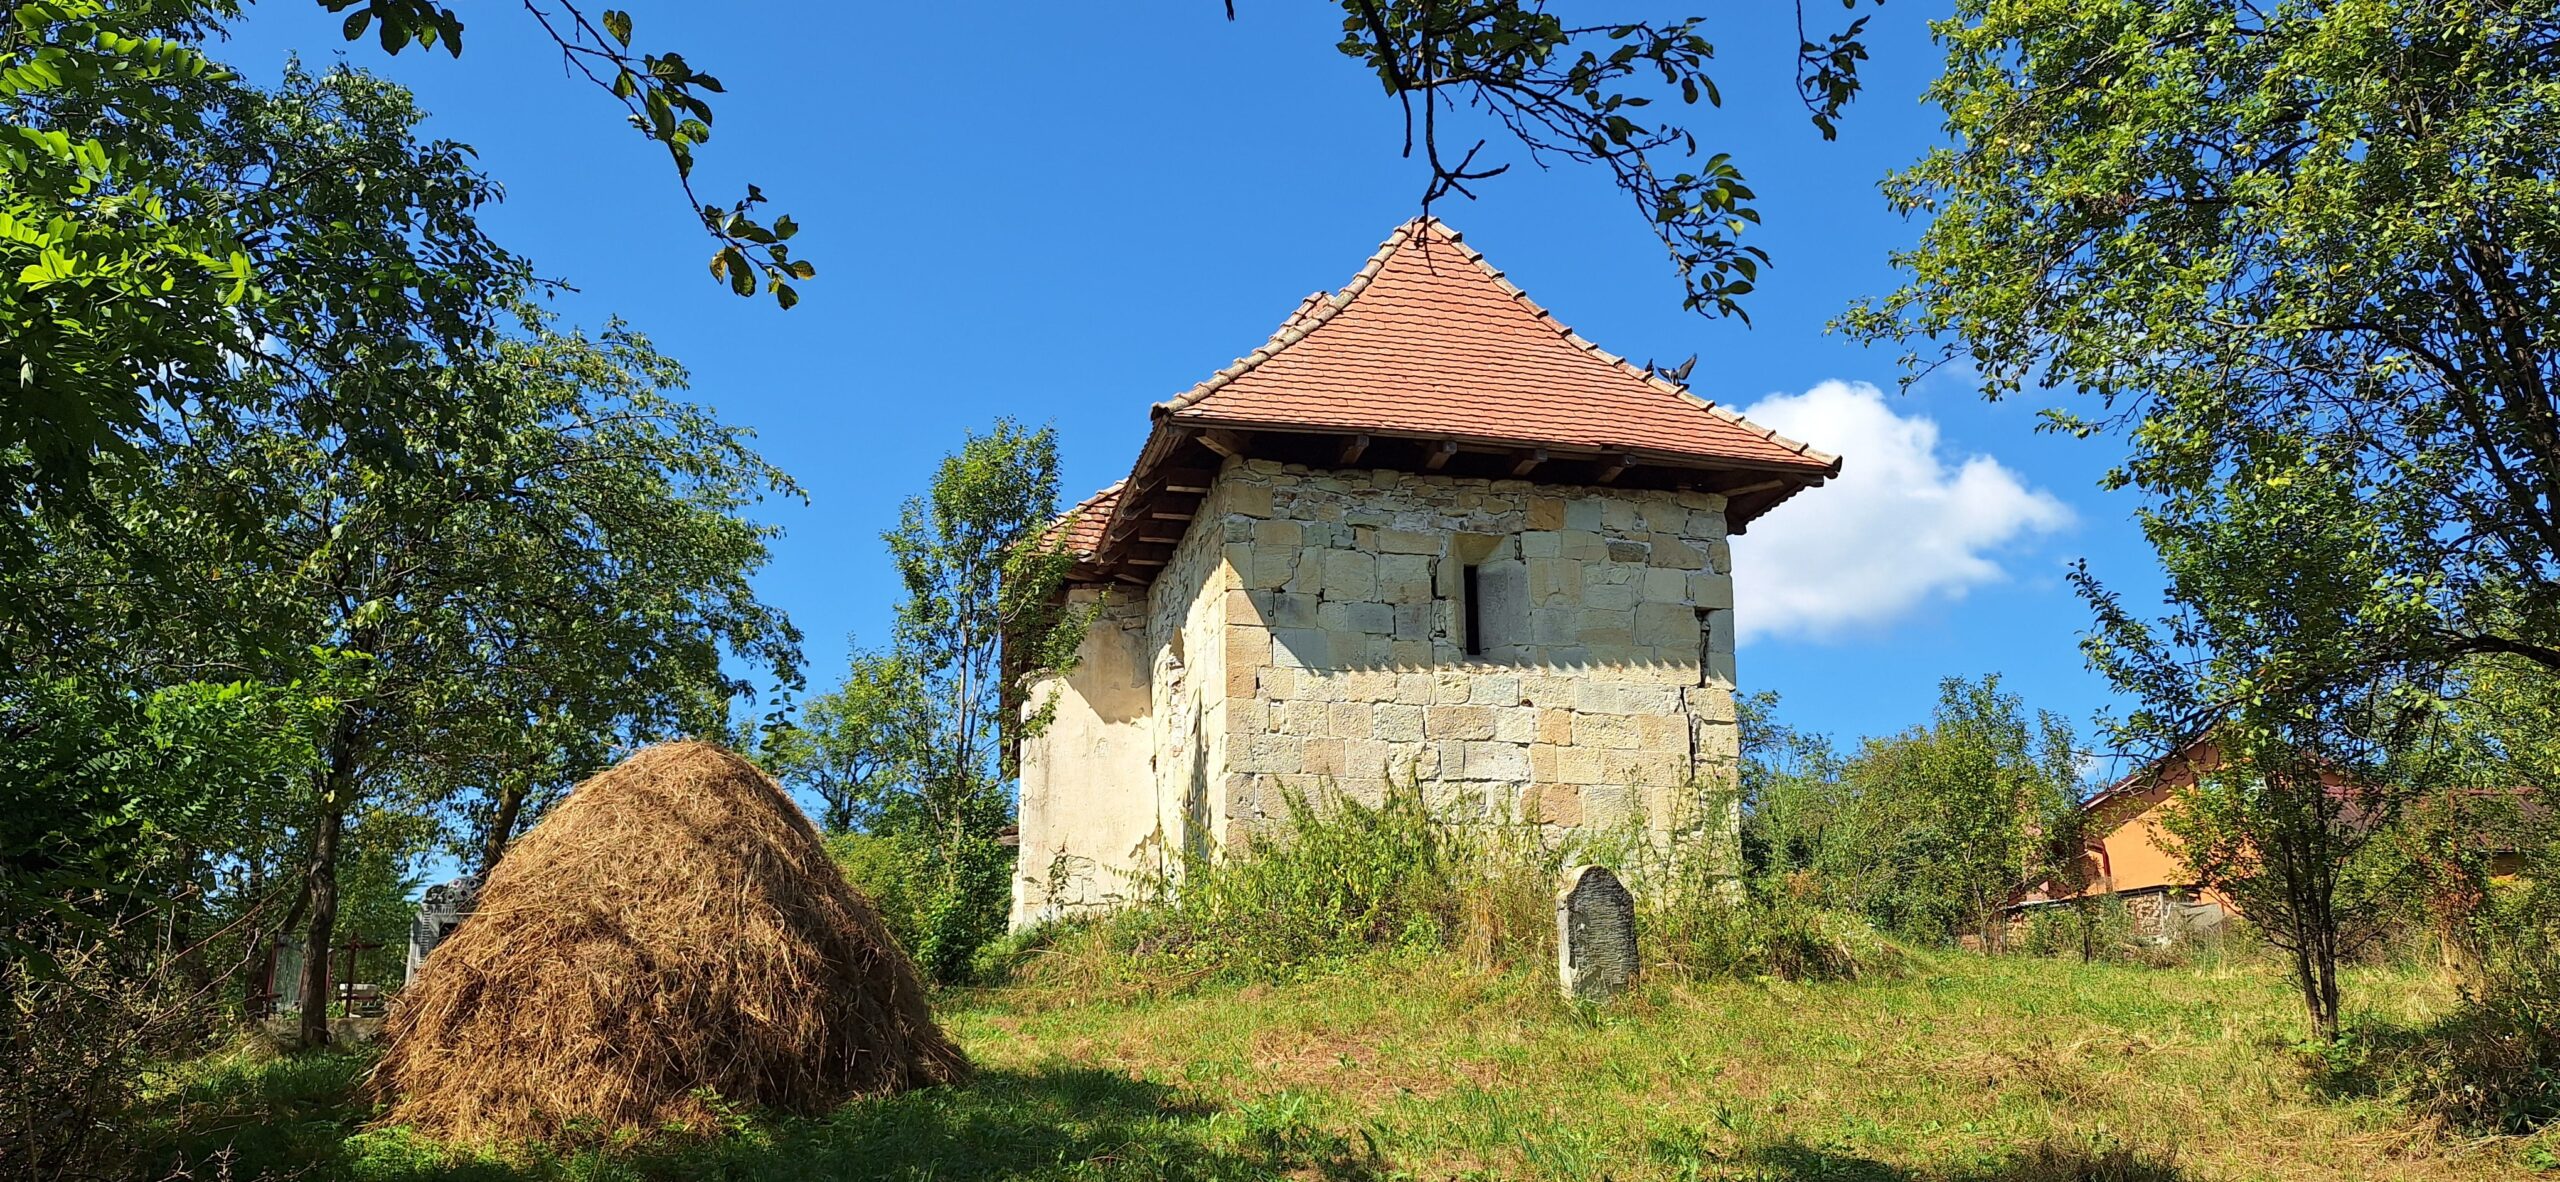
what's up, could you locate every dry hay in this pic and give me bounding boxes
[372,740,967,1143]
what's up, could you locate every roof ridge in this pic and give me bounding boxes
[1156,218,1435,416]
[1061,479,1126,516]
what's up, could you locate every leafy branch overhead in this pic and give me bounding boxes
[1294,0,1880,321]
[324,0,814,307]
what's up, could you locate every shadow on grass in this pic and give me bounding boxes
[145,1056,1381,1182]
[1748,1138,2188,1182]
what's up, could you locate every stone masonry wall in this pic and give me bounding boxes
[1149,475,1234,863]
[1210,459,1740,848]
[1013,457,1750,926]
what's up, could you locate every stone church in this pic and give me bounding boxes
[1011,219,1839,927]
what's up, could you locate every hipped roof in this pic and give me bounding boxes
[1067,218,1840,584]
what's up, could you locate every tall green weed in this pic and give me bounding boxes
[1022,779,1902,989]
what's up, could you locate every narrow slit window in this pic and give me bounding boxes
[1696,607,1717,687]
[1462,564,1484,656]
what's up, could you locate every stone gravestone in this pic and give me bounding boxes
[1556,864,1638,1000]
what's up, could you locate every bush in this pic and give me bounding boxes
[825,831,920,950]
[2,914,232,1182]
[2404,873,2559,1132]
[2020,896,2140,961]
[823,827,1013,984]
[2325,868,2560,1134]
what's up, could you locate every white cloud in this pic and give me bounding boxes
[1730,380,2072,644]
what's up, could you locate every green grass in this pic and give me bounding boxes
[138,953,2553,1181]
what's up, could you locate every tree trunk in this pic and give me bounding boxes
[296,719,361,1047]
[477,776,532,880]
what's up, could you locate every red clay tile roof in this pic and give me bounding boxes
[1063,219,1842,579]
[1156,218,1838,474]
[1050,481,1122,561]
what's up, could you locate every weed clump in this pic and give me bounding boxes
[1112,785,1465,982]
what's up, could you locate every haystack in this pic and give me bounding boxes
[373,741,966,1142]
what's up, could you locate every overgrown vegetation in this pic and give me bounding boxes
[1002,775,1913,995]
[1736,676,2080,949]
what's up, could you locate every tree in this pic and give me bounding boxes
[2078,451,2436,1039]
[2030,775,2105,962]
[1849,0,2560,681]
[2,55,528,1007]
[1735,690,1848,890]
[766,652,927,834]
[0,0,806,592]
[34,306,803,1044]
[1830,676,2080,946]
[775,419,1088,982]
[0,8,525,593]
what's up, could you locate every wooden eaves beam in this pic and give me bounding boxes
[1424,439,1458,471]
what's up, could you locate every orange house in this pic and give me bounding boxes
[2004,739,2540,944]
[2003,739,2241,943]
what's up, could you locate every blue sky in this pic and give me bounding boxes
[217,2,2165,775]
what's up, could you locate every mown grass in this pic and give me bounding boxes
[138,951,2552,1181]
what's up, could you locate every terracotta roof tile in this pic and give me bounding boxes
[1157,218,1837,473]
[1050,481,1122,559]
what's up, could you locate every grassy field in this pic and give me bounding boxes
[144,952,2552,1181]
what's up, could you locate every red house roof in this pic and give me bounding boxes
[1067,219,1840,582]
[1158,218,1839,474]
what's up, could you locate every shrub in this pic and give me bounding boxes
[2020,896,2140,962]
[2402,872,2559,1132]
[824,826,1015,985]
[2326,864,2560,1134]
[824,830,921,953]
[2,912,232,1182]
